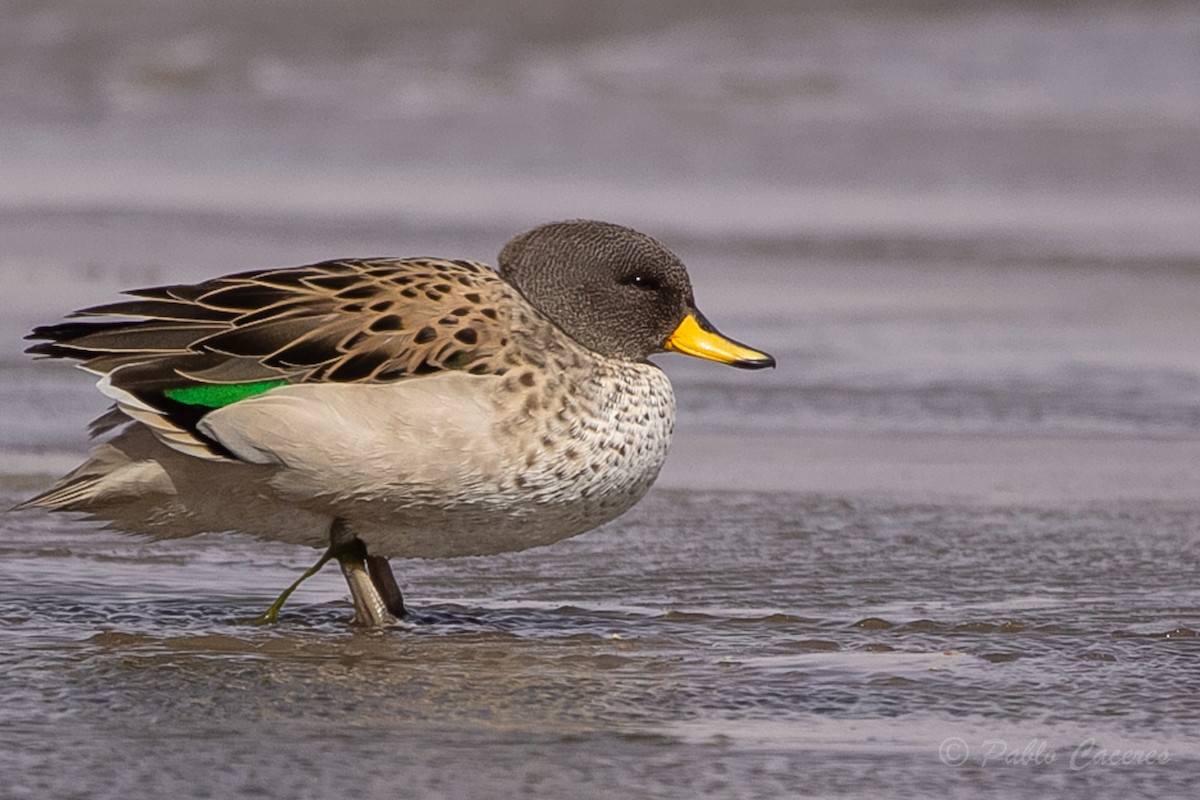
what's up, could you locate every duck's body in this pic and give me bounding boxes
[58,355,674,560]
[18,221,773,624]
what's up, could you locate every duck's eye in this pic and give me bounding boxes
[624,274,662,291]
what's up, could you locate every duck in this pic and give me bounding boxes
[17,219,775,626]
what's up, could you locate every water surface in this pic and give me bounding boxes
[2,2,1199,798]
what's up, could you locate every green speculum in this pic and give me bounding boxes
[163,380,289,408]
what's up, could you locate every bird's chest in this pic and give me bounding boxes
[318,362,676,557]
[336,362,677,557]
[490,361,676,525]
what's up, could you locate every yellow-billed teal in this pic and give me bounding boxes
[18,220,775,626]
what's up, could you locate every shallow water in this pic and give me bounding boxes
[3,1,1200,798]
[3,492,1199,798]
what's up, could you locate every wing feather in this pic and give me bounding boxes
[26,257,520,461]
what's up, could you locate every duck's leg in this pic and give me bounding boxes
[252,544,339,624]
[366,554,406,618]
[330,518,401,627]
[252,518,402,626]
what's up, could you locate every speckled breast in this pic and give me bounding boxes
[360,360,677,559]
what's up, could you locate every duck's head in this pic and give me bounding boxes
[498,220,775,369]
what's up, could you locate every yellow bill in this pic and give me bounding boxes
[664,312,776,370]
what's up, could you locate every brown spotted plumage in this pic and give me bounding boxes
[27,257,557,459]
[18,220,774,626]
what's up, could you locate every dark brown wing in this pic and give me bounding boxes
[27,257,522,458]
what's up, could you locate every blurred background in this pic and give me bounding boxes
[2,0,1199,495]
[3,0,1199,257]
[2,2,1200,798]
[3,0,1200,503]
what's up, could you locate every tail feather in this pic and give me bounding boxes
[9,424,327,547]
[12,475,108,511]
[88,405,129,438]
[11,443,175,513]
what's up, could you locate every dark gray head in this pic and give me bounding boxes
[498,220,774,369]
